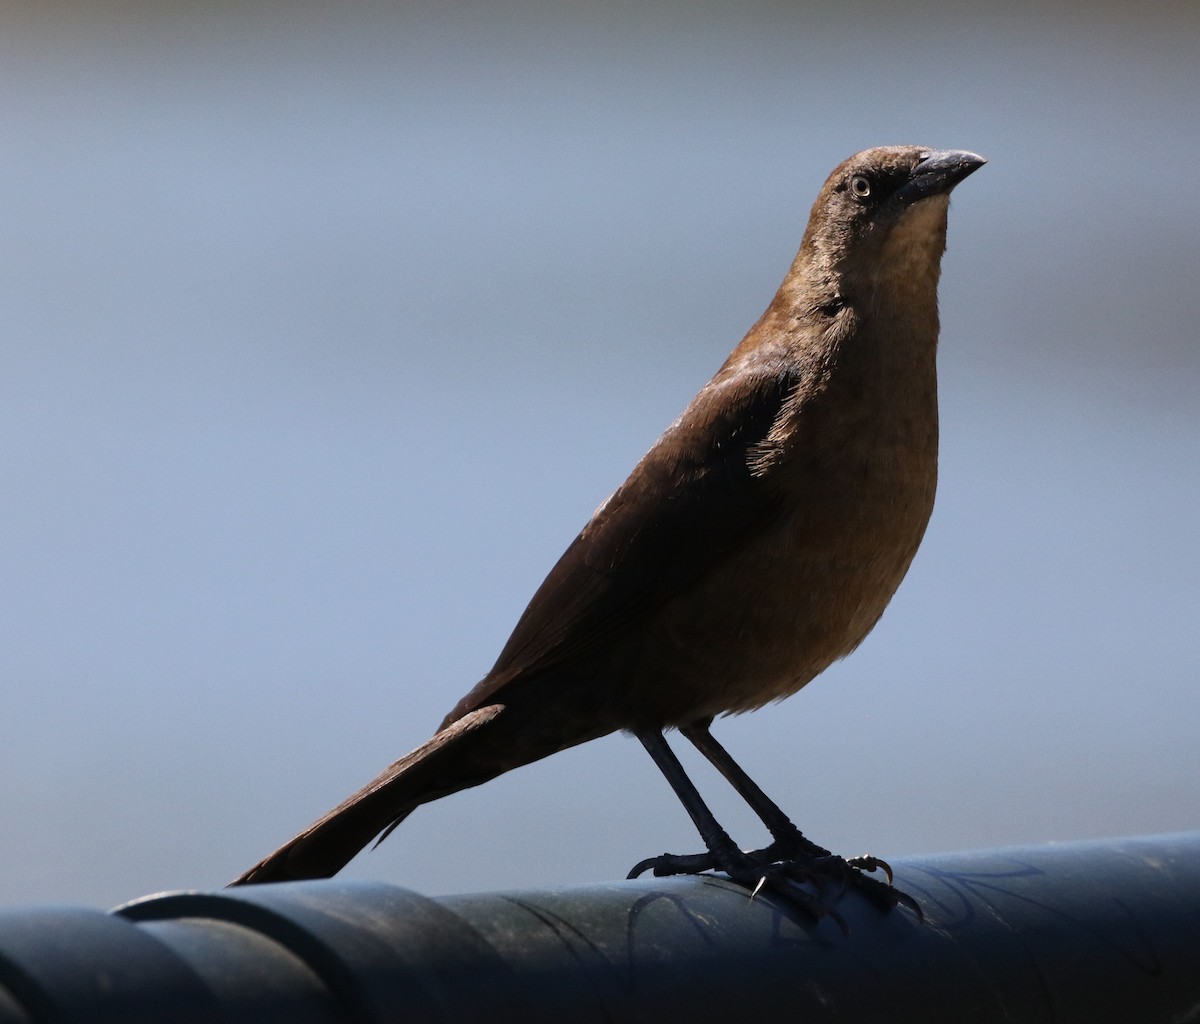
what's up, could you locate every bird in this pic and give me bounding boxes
[232,145,985,916]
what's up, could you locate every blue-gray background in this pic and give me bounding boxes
[1,1,1197,910]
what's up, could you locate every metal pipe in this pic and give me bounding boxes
[0,832,1197,1022]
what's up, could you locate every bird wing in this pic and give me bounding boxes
[443,357,804,724]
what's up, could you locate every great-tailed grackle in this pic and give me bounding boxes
[232,146,985,918]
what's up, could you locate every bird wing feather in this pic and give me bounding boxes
[443,358,804,724]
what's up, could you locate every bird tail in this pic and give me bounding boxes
[230,705,505,885]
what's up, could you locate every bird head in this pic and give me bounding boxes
[796,145,986,310]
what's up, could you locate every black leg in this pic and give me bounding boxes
[681,719,901,886]
[680,720,831,857]
[630,724,921,924]
[631,731,740,864]
[628,730,844,928]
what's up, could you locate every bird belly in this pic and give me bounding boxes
[628,442,935,727]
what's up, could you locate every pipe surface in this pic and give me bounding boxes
[0,832,1196,1022]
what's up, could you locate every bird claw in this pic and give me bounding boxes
[628,850,721,878]
[628,841,919,929]
[703,846,851,933]
[846,853,894,885]
[762,828,897,892]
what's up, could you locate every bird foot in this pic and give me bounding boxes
[630,841,848,929]
[628,838,921,926]
[753,826,911,912]
[750,824,894,883]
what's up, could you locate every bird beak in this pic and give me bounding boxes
[897,149,987,203]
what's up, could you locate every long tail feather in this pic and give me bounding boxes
[230,705,504,885]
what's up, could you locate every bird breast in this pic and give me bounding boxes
[634,337,938,725]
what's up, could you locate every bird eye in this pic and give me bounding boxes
[849,174,872,199]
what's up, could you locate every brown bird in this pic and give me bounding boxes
[232,146,985,913]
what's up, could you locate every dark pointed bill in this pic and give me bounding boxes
[897,149,987,204]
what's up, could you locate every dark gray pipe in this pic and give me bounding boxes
[0,831,1197,1022]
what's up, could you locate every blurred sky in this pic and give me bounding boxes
[0,0,1197,910]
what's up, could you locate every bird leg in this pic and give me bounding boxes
[630,724,920,920]
[627,731,845,926]
[681,721,919,915]
[683,721,892,874]
[681,720,840,864]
